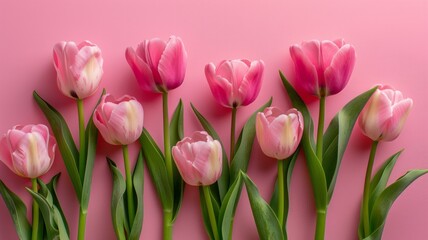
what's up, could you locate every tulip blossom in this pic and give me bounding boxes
[126,36,187,93]
[256,107,304,160]
[93,94,144,145]
[358,85,413,142]
[205,59,264,108]
[172,131,222,186]
[53,41,103,99]
[0,124,56,178]
[290,39,356,97]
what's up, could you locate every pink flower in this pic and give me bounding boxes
[0,124,56,178]
[93,94,144,145]
[172,131,222,186]
[256,107,303,160]
[205,59,264,108]
[358,85,413,142]
[290,39,356,97]
[53,41,103,99]
[126,36,187,93]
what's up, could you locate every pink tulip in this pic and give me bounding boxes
[172,131,222,186]
[93,94,144,145]
[256,107,304,160]
[358,85,413,142]
[290,39,356,97]
[126,36,187,93]
[205,59,264,108]
[0,124,56,178]
[53,41,103,99]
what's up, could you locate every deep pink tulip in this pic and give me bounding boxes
[93,94,144,145]
[0,124,56,178]
[53,41,103,99]
[290,39,356,97]
[126,36,187,93]
[358,85,413,142]
[205,59,264,108]
[256,107,303,160]
[172,131,222,186]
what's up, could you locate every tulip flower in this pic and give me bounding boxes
[53,41,103,99]
[126,36,187,93]
[290,39,355,97]
[358,85,413,142]
[93,94,144,146]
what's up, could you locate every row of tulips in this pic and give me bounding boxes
[0,36,423,240]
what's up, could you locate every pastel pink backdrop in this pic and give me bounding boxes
[1,0,427,239]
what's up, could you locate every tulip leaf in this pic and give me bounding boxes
[230,97,272,183]
[169,99,185,222]
[107,158,128,240]
[322,87,377,202]
[0,180,31,240]
[280,72,327,211]
[33,91,82,200]
[242,173,284,240]
[139,129,173,210]
[46,174,70,236]
[129,152,144,239]
[191,103,230,203]
[199,187,220,240]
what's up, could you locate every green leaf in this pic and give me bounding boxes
[0,180,31,240]
[322,87,377,202]
[199,187,220,240]
[242,173,284,240]
[169,99,185,222]
[280,71,327,211]
[139,129,173,210]
[46,174,70,236]
[230,97,272,182]
[33,91,82,200]
[107,158,128,240]
[129,152,144,240]
[191,103,230,203]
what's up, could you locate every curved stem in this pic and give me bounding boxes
[77,209,87,240]
[31,178,39,240]
[362,141,379,236]
[77,99,86,179]
[203,186,220,240]
[123,145,135,226]
[163,209,173,240]
[230,106,237,162]
[315,210,326,240]
[277,160,285,227]
[316,95,325,162]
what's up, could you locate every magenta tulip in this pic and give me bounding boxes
[256,107,304,160]
[172,131,222,186]
[93,94,144,145]
[205,59,264,108]
[53,41,103,99]
[290,39,356,97]
[126,36,187,93]
[0,124,56,178]
[358,85,413,142]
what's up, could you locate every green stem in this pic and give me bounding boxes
[31,178,39,240]
[277,160,285,227]
[77,98,86,179]
[77,208,87,240]
[203,186,220,240]
[316,95,325,162]
[162,92,173,187]
[123,145,135,226]
[315,210,326,240]
[362,141,379,236]
[230,106,237,162]
[163,209,173,240]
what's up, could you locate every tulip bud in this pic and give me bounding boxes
[126,36,187,93]
[93,94,144,145]
[358,85,413,142]
[172,131,222,186]
[256,107,304,160]
[290,39,356,97]
[0,124,56,178]
[205,59,264,108]
[53,41,103,99]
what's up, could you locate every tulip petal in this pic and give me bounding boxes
[290,45,319,96]
[240,60,264,106]
[107,100,144,145]
[205,63,233,107]
[126,47,158,92]
[324,44,355,95]
[158,36,187,91]
[320,40,340,69]
[146,38,166,84]
[382,98,413,141]
[359,90,392,140]
[0,136,14,172]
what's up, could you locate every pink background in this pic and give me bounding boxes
[1,0,428,239]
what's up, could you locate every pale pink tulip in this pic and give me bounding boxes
[53,41,103,99]
[358,85,413,142]
[172,131,222,186]
[0,124,56,178]
[205,59,264,108]
[126,36,187,93]
[256,107,303,160]
[290,39,355,97]
[93,94,144,145]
